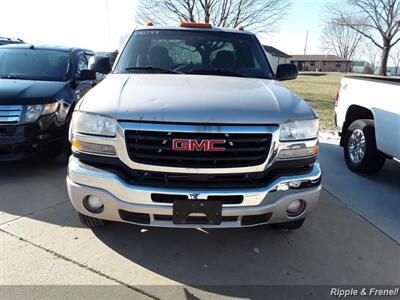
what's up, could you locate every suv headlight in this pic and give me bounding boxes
[280,119,319,141]
[71,111,116,137]
[21,102,59,124]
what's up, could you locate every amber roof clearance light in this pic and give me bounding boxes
[179,22,212,28]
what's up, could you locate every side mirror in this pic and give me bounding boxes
[77,69,96,81]
[276,64,298,81]
[89,56,111,74]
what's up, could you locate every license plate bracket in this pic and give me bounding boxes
[173,200,222,225]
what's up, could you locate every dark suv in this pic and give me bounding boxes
[0,44,96,161]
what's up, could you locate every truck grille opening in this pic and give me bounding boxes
[125,130,272,168]
[118,210,150,225]
[241,213,272,226]
[0,105,22,125]
[151,194,243,204]
[154,215,238,223]
[75,153,316,189]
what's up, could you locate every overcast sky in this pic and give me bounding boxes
[0,0,329,54]
[0,0,136,51]
[261,0,331,55]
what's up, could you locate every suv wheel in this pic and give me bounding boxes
[271,218,305,230]
[343,119,385,174]
[78,213,106,228]
[47,140,66,158]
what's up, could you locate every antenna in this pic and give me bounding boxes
[304,30,309,55]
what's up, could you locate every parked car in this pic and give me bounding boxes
[0,37,24,46]
[0,44,96,161]
[67,23,321,230]
[335,75,400,174]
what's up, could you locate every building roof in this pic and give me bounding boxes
[263,45,291,58]
[290,54,352,62]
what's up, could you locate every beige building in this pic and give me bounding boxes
[290,55,352,73]
[263,45,292,73]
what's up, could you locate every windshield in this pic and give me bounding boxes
[115,29,273,79]
[0,48,70,81]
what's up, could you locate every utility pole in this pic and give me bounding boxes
[304,30,309,55]
[105,0,111,49]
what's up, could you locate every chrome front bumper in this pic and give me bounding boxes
[67,157,322,228]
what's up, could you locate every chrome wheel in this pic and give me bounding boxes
[348,129,366,164]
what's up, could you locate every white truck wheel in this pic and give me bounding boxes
[343,119,386,174]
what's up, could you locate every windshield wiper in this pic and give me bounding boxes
[0,74,32,80]
[125,66,181,74]
[0,74,62,81]
[186,68,247,78]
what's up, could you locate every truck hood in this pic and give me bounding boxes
[79,74,314,124]
[0,79,68,105]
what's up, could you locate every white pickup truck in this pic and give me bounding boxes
[335,75,400,174]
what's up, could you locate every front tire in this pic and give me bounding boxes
[271,218,305,230]
[78,213,106,228]
[343,119,385,174]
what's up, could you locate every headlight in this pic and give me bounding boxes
[21,102,59,124]
[42,102,59,115]
[280,119,319,141]
[71,111,116,137]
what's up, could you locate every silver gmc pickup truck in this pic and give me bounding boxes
[67,23,321,230]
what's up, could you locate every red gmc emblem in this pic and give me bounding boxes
[172,139,226,151]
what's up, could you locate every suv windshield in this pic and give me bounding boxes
[115,29,273,79]
[0,48,70,81]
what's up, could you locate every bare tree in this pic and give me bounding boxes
[320,20,363,60]
[390,45,400,75]
[363,42,382,72]
[137,0,292,33]
[329,0,400,76]
[109,50,119,66]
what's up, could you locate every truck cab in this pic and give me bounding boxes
[67,23,321,230]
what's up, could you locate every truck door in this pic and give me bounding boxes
[372,83,400,160]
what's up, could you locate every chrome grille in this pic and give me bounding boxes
[125,130,272,168]
[0,105,23,125]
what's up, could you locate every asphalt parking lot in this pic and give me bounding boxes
[1,136,399,299]
[318,134,400,243]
